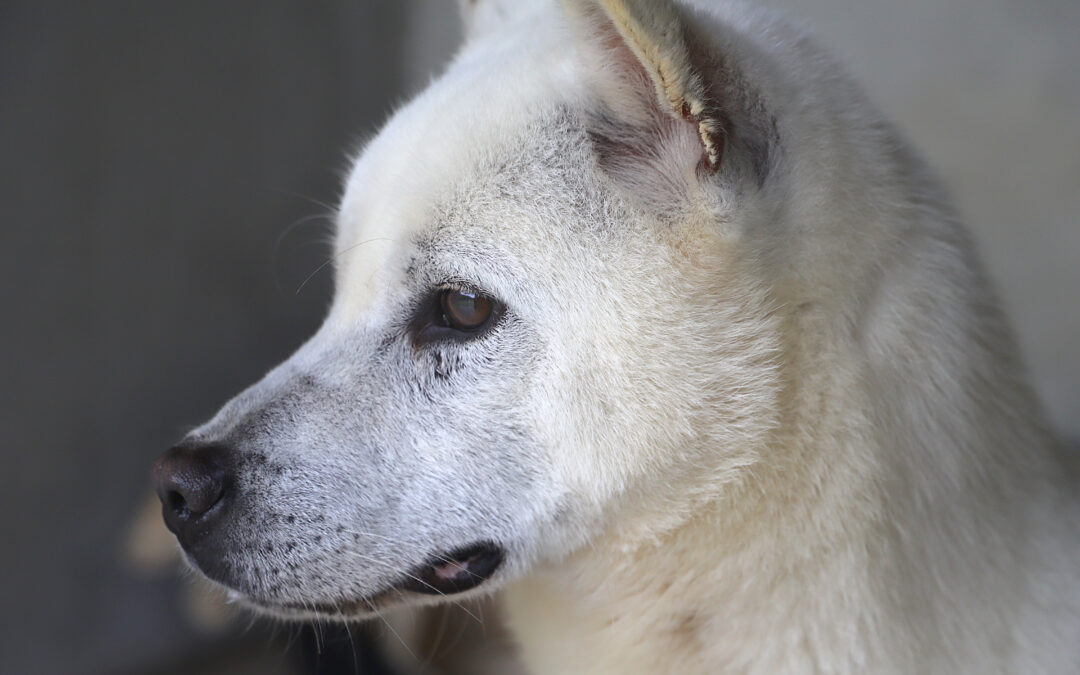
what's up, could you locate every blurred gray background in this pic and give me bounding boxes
[0,1,1075,674]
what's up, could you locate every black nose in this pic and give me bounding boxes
[152,442,233,546]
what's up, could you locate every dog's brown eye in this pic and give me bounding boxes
[440,289,492,330]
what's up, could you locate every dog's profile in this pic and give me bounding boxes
[152,0,1079,671]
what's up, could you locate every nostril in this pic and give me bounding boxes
[164,488,190,517]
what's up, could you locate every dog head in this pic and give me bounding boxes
[154,0,804,619]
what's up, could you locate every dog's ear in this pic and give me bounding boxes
[563,0,725,175]
[458,0,547,42]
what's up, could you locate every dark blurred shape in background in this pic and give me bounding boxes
[0,1,1075,674]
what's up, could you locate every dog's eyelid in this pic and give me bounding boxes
[407,281,506,348]
[434,277,486,295]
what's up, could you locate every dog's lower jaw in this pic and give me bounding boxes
[250,594,394,622]
[217,541,508,622]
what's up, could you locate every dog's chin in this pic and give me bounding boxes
[214,541,506,621]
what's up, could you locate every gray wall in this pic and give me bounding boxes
[0,3,443,673]
[0,2,1074,674]
[756,0,1080,437]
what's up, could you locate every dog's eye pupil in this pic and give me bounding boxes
[440,290,492,330]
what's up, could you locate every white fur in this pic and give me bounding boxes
[454,1,1079,672]
[182,0,1079,671]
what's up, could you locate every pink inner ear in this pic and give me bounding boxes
[586,116,704,212]
[570,1,725,200]
[575,1,674,128]
[584,62,709,211]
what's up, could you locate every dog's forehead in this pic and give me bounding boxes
[330,29,585,323]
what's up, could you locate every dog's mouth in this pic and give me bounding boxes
[264,542,505,617]
[398,541,505,596]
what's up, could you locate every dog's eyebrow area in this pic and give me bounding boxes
[328,59,593,323]
[330,188,484,323]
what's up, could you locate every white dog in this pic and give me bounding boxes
[153,0,1079,671]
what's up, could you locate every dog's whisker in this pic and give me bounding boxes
[342,550,483,624]
[307,598,325,658]
[336,607,361,675]
[365,597,418,664]
[260,185,340,215]
[339,528,490,582]
[423,605,452,669]
[325,599,358,671]
[444,605,475,660]
[275,211,334,245]
[273,212,335,275]
[294,236,396,295]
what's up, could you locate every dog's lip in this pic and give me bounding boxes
[262,541,506,617]
[268,588,396,617]
[398,541,505,596]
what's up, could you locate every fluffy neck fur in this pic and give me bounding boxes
[502,133,1078,675]
[504,288,1076,672]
